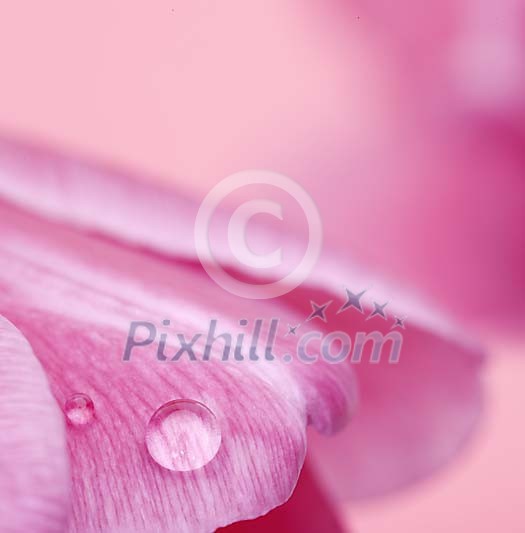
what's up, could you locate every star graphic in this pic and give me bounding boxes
[367,301,389,320]
[306,300,332,322]
[337,288,366,314]
[285,324,300,336]
[391,316,406,329]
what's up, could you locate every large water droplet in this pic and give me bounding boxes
[65,393,95,426]
[146,399,221,472]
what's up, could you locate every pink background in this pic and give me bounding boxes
[0,2,523,531]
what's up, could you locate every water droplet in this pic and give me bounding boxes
[146,399,221,472]
[65,393,95,426]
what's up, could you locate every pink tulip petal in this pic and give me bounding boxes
[0,315,69,532]
[0,196,357,532]
[0,136,484,518]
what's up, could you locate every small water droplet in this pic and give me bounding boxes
[146,399,221,472]
[65,393,95,426]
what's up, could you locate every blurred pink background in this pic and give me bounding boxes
[0,2,523,531]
